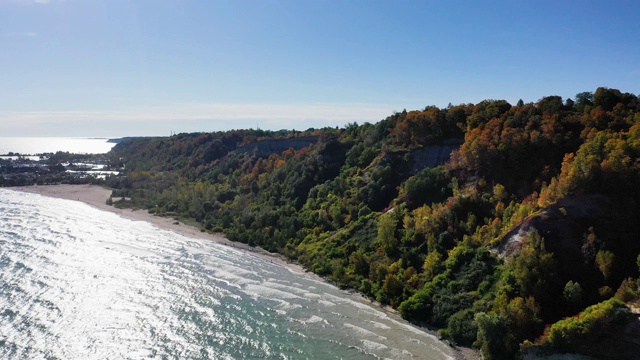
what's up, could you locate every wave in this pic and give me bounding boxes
[0,189,455,360]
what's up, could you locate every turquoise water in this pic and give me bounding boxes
[0,189,454,359]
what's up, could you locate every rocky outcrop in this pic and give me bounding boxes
[408,140,462,173]
[495,194,612,259]
[493,194,625,307]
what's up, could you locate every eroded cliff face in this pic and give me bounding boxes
[236,137,461,179]
[495,193,640,313]
[496,194,612,259]
[235,136,319,157]
[407,140,462,174]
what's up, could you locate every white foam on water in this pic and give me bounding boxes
[0,189,456,360]
[361,339,389,352]
[263,281,309,295]
[318,299,337,307]
[302,315,330,326]
[303,292,322,299]
[343,323,388,341]
[243,283,304,300]
[369,320,392,330]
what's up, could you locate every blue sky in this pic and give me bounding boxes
[1,0,639,137]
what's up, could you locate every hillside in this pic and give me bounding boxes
[105,87,640,359]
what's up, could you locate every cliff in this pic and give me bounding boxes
[235,136,319,157]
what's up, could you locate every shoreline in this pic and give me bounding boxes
[9,184,480,360]
[12,184,308,275]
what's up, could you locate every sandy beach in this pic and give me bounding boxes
[9,184,480,360]
[12,184,307,274]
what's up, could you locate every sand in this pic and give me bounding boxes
[12,184,305,274]
[9,184,481,360]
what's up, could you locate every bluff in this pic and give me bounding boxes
[235,136,319,157]
[105,87,640,359]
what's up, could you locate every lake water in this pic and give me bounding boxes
[0,189,455,359]
[0,137,115,155]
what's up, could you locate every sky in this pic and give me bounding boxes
[1,0,639,137]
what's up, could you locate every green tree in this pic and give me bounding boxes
[475,312,517,360]
[507,231,556,301]
[594,87,623,111]
[422,250,443,280]
[575,91,594,108]
[563,281,582,310]
[615,277,639,302]
[596,250,615,279]
[377,213,398,256]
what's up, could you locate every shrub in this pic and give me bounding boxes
[536,298,631,351]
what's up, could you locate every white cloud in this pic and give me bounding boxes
[2,31,39,38]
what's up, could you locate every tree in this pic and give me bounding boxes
[536,96,564,113]
[563,281,582,310]
[422,250,443,280]
[398,286,433,322]
[615,277,638,302]
[594,87,623,111]
[475,312,517,359]
[575,91,594,108]
[377,213,398,256]
[507,231,556,301]
[445,308,477,345]
[382,274,404,305]
[596,250,615,279]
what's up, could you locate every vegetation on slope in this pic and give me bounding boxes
[105,87,640,359]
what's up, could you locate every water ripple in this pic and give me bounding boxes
[0,189,454,360]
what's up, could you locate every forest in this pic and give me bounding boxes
[103,87,640,359]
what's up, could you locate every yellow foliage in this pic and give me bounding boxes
[422,251,442,280]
